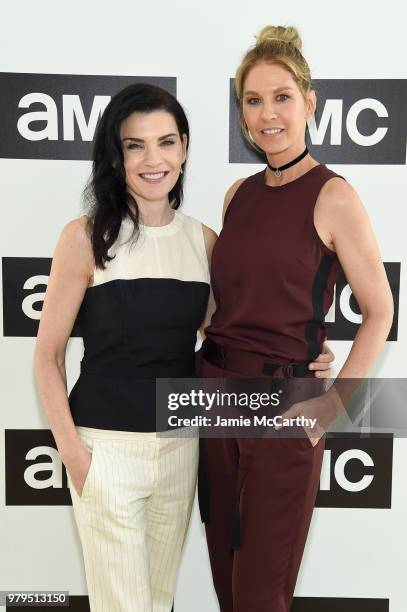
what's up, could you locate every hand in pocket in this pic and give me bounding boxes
[66,444,93,498]
[275,396,329,447]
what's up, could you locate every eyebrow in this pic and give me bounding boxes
[244,87,294,95]
[121,133,178,143]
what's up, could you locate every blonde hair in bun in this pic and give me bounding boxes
[235,25,313,147]
[255,25,303,52]
[236,25,311,98]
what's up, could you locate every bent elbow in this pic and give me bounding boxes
[361,295,394,336]
[34,342,65,378]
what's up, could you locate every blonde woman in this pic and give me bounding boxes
[199,26,393,612]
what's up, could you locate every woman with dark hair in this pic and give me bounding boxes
[34,83,215,612]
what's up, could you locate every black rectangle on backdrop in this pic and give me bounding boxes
[6,596,87,610]
[325,262,400,341]
[2,257,400,341]
[229,78,407,164]
[0,73,176,160]
[5,429,72,506]
[291,597,389,612]
[2,257,81,337]
[5,596,389,611]
[4,428,393,509]
[315,434,393,509]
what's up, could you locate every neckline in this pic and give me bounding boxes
[261,163,322,191]
[123,209,183,237]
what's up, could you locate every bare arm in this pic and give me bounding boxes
[279,179,393,442]
[34,217,94,469]
[317,178,393,379]
[315,178,393,409]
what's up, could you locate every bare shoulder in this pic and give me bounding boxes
[55,215,94,272]
[225,177,247,202]
[315,177,370,242]
[222,177,246,222]
[57,216,92,252]
[61,215,89,240]
[317,177,362,212]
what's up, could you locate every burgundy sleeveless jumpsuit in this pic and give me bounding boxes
[199,164,344,612]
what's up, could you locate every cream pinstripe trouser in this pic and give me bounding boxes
[67,425,199,612]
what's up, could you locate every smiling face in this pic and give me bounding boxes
[120,110,187,207]
[242,61,315,160]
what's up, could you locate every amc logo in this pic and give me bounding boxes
[5,430,393,509]
[2,257,81,337]
[229,79,407,164]
[0,73,176,160]
[325,262,400,341]
[316,435,393,509]
[3,258,400,341]
[5,430,72,505]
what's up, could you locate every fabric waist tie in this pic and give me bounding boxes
[202,338,312,378]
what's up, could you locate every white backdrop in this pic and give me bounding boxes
[1,0,406,610]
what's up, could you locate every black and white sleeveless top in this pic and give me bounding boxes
[69,210,210,432]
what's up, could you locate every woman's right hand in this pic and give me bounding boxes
[65,445,93,498]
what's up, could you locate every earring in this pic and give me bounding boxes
[180,166,183,174]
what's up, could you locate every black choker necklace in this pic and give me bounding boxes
[267,147,309,178]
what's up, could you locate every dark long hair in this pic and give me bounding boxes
[84,83,190,268]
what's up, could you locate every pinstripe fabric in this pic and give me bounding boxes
[67,426,199,612]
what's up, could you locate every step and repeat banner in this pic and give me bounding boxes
[0,1,406,611]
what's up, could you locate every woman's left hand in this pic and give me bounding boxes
[308,341,334,378]
[275,388,342,446]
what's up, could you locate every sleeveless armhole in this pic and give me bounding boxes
[312,171,347,257]
[182,214,210,284]
[223,177,250,224]
[72,213,97,288]
[195,219,211,284]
